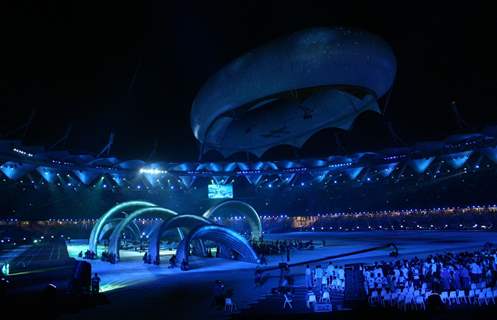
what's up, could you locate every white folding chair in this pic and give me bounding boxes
[225,297,236,312]
[449,291,458,304]
[457,290,467,304]
[383,293,392,306]
[485,290,495,305]
[380,288,387,298]
[397,293,406,309]
[404,294,414,311]
[307,293,317,309]
[283,293,293,309]
[469,289,476,304]
[440,291,449,305]
[475,288,482,298]
[424,292,431,302]
[421,283,427,291]
[321,291,330,303]
[415,295,425,310]
[477,291,486,305]
[369,290,379,305]
[390,292,398,307]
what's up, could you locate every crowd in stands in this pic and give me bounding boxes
[364,245,497,310]
[305,206,497,232]
[251,239,315,261]
[211,206,497,235]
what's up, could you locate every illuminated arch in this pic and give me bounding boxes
[89,201,157,254]
[176,225,259,267]
[107,207,180,260]
[98,218,141,242]
[202,200,262,240]
[148,215,212,264]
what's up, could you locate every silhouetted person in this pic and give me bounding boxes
[169,254,177,268]
[255,268,263,287]
[213,280,225,309]
[91,273,101,295]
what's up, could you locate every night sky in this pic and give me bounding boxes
[2,2,497,162]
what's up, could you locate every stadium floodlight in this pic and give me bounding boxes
[12,147,34,157]
[139,168,168,175]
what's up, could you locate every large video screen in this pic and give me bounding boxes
[208,184,233,199]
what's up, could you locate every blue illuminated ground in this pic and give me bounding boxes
[62,231,497,319]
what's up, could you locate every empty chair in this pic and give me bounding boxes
[440,291,450,305]
[404,294,414,311]
[424,292,431,302]
[397,293,406,308]
[477,291,487,305]
[390,292,398,307]
[449,291,458,304]
[421,283,427,291]
[415,295,425,310]
[475,288,482,298]
[471,283,477,290]
[485,290,495,305]
[383,293,392,306]
[321,291,331,303]
[380,288,387,298]
[369,290,379,305]
[469,290,476,304]
[225,297,236,312]
[283,293,293,309]
[307,292,317,309]
[457,290,467,304]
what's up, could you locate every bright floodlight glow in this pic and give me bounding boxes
[139,168,168,175]
[12,147,34,157]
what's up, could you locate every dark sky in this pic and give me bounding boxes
[1,1,497,162]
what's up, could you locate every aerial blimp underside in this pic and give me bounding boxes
[191,27,396,157]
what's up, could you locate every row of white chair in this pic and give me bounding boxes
[370,288,497,310]
[441,288,497,305]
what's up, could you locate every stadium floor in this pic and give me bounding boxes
[61,231,497,319]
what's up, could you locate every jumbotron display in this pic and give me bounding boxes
[208,184,233,199]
